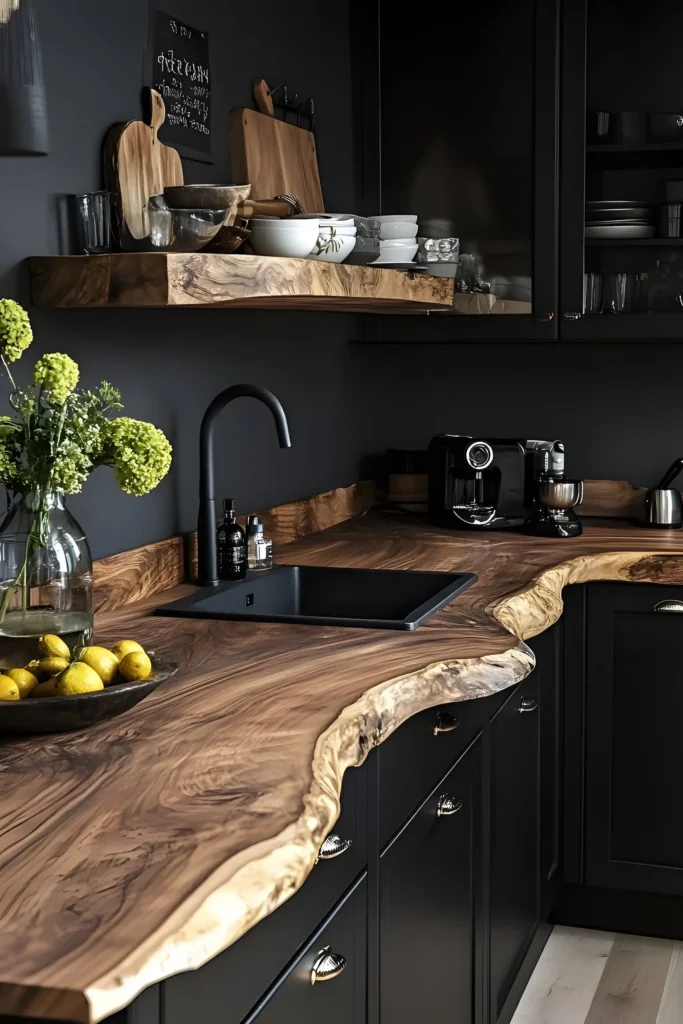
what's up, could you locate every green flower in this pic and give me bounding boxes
[106,416,172,496]
[34,353,80,404]
[50,444,91,494]
[0,436,17,488]
[0,299,32,363]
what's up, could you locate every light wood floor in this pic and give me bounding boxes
[511,926,683,1023]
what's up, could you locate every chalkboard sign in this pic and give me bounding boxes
[149,10,212,162]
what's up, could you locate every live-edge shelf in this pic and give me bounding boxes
[28,253,455,313]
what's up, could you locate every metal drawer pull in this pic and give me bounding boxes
[519,698,538,713]
[655,600,683,613]
[317,834,352,862]
[434,711,460,735]
[437,795,463,817]
[311,947,347,985]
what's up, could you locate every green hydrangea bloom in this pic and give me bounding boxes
[0,437,17,487]
[0,299,32,363]
[107,416,172,496]
[34,353,80,404]
[50,444,92,494]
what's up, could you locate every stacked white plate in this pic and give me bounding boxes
[585,200,655,239]
[369,215,423,269]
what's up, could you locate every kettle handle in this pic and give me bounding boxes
[657,458,683,490]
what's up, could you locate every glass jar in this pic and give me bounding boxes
[0,490,93,661]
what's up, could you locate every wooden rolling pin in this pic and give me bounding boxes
[236,199,296,219]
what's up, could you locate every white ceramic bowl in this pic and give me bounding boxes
[249,217,320,257]
[380,237,419,247]
[380,221,419,240]
[371,214,418,223]
[295,214,356,231]
[373,243,418,263]
[308,224,357,263]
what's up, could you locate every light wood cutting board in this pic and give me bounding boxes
[230,107,324,212]
[104,89,184,240]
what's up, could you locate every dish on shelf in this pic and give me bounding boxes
[376,242,419,262]
[370,214,418,224]
[379,221,419,240]
[248,216,320,257]
[142,202,228,252]
[164,184,251,217]
[586,208,652,221]
[585,223,656,239]
[308,223,357,263]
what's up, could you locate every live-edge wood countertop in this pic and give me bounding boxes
[3,513,683,1023]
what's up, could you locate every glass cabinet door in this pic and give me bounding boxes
[561,0,683,339]
[353,0,559,341]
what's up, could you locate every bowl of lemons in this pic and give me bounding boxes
[0,635,178,735]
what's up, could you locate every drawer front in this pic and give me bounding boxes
[247,875,367,1024]
[378,696,486,849]
[164,764,367,1024]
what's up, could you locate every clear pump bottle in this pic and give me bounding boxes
[246,515,273,571]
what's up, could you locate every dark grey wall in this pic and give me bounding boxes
[359,341,680,489]
[0,0,362,558]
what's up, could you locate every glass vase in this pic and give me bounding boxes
[0,490,93,663]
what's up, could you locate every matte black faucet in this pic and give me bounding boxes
[197,384,291,587]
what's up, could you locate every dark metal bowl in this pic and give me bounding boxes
[0,652,178,736]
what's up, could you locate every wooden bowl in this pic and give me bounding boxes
[0,652,178,736]
[164,184,252,225]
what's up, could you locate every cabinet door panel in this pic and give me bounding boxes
[586,583,683,894]
[490,674,541,1019]
[253,876,367,1024]
[379,737,481,1024]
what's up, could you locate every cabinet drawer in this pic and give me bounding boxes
[247,874,367,1023]
[164,763,367,1024]
[379,696,486,849]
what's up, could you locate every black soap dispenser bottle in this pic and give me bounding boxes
[217,499,247,581]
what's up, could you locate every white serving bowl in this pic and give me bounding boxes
[380,237,419,247]
[308,223,357,263]
[249,217,320,257]
[373,243,418,263]
[371,214,418,223]
[380,221,419,240]
[295,214,356,231]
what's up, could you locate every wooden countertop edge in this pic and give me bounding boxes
[70,547,683,1022]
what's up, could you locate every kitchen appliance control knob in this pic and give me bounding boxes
[310,947,347,985]
[465,441,493,470]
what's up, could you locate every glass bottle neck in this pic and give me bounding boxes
[21,490,66,512]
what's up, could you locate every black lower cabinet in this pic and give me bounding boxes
[489,673,541,1022]
[248,876,367,1024]
[379,737,482,1024]
[584,583,683,896]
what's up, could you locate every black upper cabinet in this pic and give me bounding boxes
[585,583,683,895]
[353,0,560,340]
[561,0,683,339]
[379,739,483,1024]
[489,674,541,1021]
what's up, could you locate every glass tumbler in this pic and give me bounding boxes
[583,273,603,313]
[73,190,111,254]
[603,273,642,313]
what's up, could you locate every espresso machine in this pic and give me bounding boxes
[428,435,527,529]
[428,434,584,537]
[524,439,584,537]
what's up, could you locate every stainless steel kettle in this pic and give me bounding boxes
[645,459,683,528]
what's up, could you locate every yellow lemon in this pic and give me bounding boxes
[7,667,39,697]
[37,634,71,660]
[111,639,145,663]
[56,663,104,696]
[78,646,119,685]
[118,651,152,682]
[32,678,59,697]
[36,656,71,678]
[0,674,20,700]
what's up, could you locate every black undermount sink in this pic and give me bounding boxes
[156,565,477,631]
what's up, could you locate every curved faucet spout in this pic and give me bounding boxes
[197,385,292,587]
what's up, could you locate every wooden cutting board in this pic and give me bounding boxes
[230,107,324,213]
[104,89,184,240]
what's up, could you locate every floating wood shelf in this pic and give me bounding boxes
[28,253,455,313]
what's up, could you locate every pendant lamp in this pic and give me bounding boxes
[0,0,48,155]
